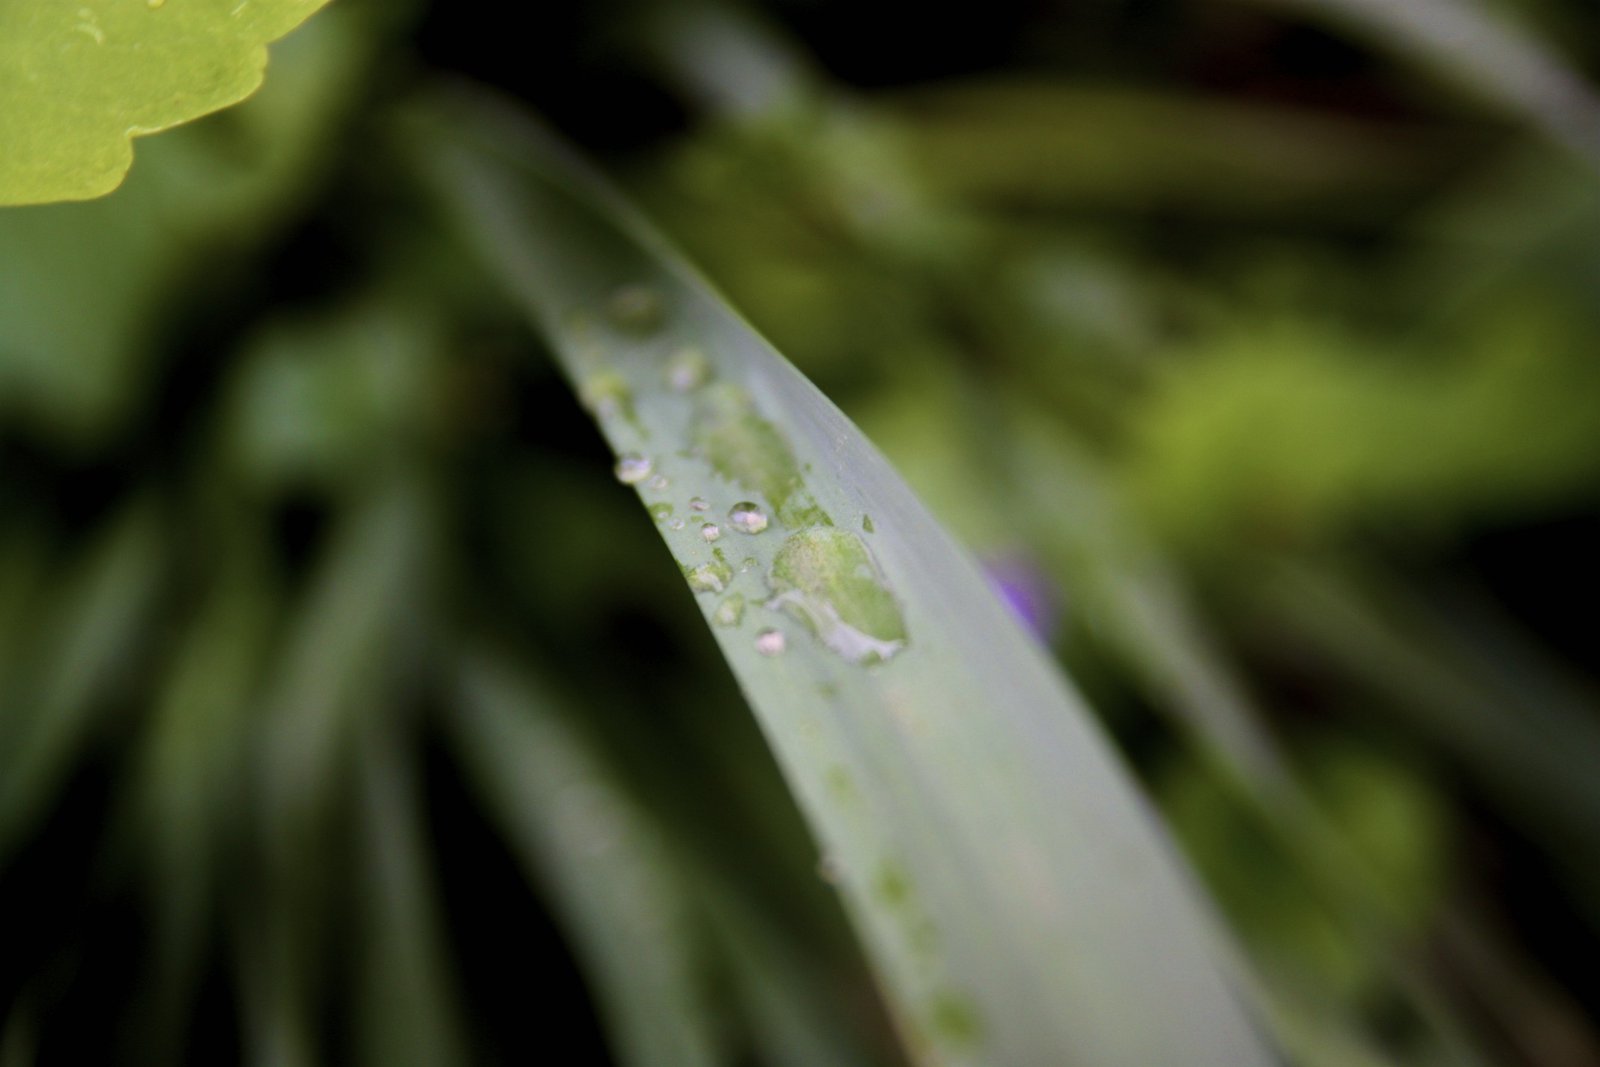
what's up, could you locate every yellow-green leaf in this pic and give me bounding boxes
[0,0,332,205]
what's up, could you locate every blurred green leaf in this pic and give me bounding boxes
[0,1,383,445]
[0,0,332,204]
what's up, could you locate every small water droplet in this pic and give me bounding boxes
[648,474,670,491]
[862,514,875,533]
[665,346,712,391]
[606,284,664,332]
[685,560,733,594]
[727,501,769,535]
[147,0,166,9]
[613,453,653,485]
[700,523,721,542]
[754,628,786,656]
[816,853,842,884]
[740,557,758,572]
[648,502,673,522]
[667,518,686,530]
[712,594,745,627]
[688,496,710,512]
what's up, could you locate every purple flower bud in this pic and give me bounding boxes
[985,555,1061,644]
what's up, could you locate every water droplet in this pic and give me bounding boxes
[685,560,733,594]
[688,496,710,512]
[700,523,721,542]
[727,501,769,534]
[648,502,673,522]
[665,346,711,391]
[648,474,670,491]
[740,557,758,572]
[606,284,665,332]
[692,383,830,528]
[755,628,787,656]
[712,594,745,627]
[816,853,842,883]
[766,528,908,665]
[147,0,166,9]
[667,518,686,531]
[862,514,875,533]
[613,453,653,485]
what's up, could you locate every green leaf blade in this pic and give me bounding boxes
[411,90,1279,1067]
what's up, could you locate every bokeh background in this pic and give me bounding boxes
[2,0,1599,1063]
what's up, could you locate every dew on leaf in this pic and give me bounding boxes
[700,523,721,542]
[613,452,653,484]
[754,628,787,656]
[692,383,830,528]
[767,527,908,665]
[712,594,745,627]
[685,560,733,594]
[665,346,711,391]
[727,501,769,535]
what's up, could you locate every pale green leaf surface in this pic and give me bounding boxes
[410,89,1278,1067]
[0,0,333,204]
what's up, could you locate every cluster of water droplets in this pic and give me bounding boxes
[592,283,908,666]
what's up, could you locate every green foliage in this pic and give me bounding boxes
[0,0,333,205]
[3,2,1600,1065]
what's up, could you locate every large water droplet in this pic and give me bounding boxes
[606,284,664,332]
[754,628,787,656]
[767,528,908,666]
[712,594,745,627]
[614,453,653,485]
[665,347,711,391]
[727,502,769,535]
[700,523,722,542]
[685,560,733,594]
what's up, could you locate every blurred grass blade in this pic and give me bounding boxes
[247,474,434,1067]
[1238,0,1600,170]
[0,499,164,862]
[126,552,277,1058]
[353,713,470,1067]
[448,648,726,1067]
[1260,558,1600,918]
[407,87,1277,1066]
[697,883,894,1067]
